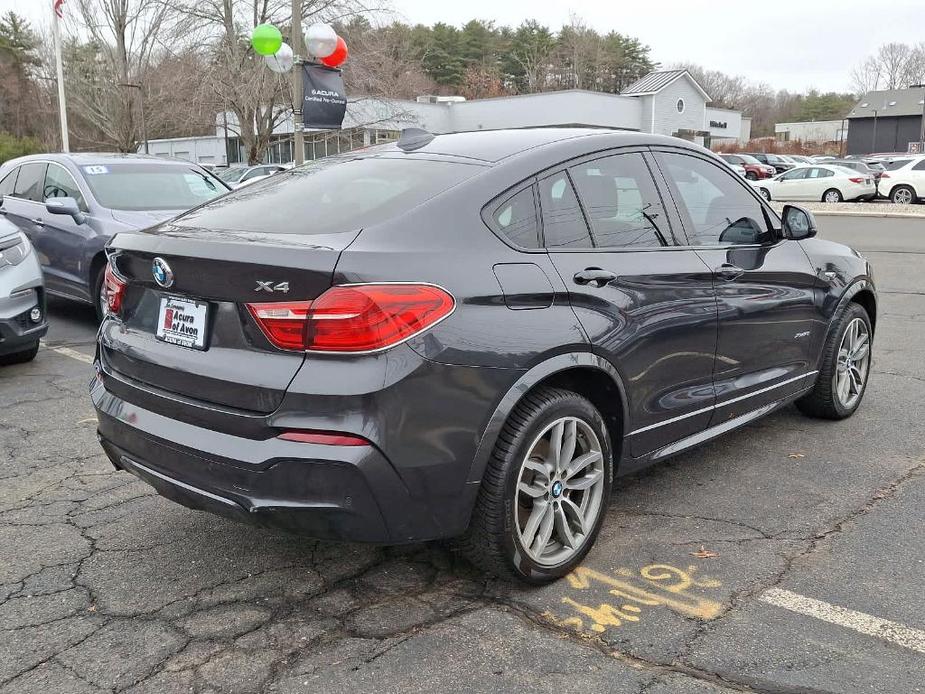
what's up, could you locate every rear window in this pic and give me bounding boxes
[883,159,911,171]
[175,156,482,235]
[80,163,226,210]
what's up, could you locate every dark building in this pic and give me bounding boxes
[846,86,925,155]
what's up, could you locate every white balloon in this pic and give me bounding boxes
[265,42,293,73]
[305,23,337,59]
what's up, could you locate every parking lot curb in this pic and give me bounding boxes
[810,210,925,219]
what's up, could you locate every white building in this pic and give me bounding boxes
[775,120,846,144]
[142,70,751,165]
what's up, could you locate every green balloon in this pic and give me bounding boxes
[251,24,282,56]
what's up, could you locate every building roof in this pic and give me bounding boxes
[848,87,925,119]
[621,70,711,101]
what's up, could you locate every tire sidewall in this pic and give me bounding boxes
[827,304,872,417]
[499,394,613,583]
[823,188,842,203]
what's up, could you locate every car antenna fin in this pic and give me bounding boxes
[397,128,435,152]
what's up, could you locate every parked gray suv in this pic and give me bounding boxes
[0,218,47,363]
[0,153,229,320]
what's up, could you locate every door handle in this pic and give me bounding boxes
[716,263,744,281]
[31,218,44,227]
[573,268,617,287]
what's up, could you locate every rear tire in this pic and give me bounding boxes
[890,185,916,205]
[92,264,107,322]
[758,187,771,202]
[796,303,871,420]
[0,342,39,365]
[822,188,843,203]
[458,387,613,583]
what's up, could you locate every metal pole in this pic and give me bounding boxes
[52,8,70,152]
[919,88,925,151]
[871,110,878,154]
[138,87,149,154]
[291,0,304,166]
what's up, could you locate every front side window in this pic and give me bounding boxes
[0,168,18,197]
[13,162,47,202]
[537,173,593,249]
[44,163,86,210]
[780,168,808,181]
[490,187,539,249]
[569,153,670,249]
[657,152,770,246]
[80,163,226,211]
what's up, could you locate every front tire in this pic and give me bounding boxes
[746,171,758,181]
[797,303,871,420]
[758,187,771,202]
[92,265,107,322]
[822,188,843,203]
[459,387,613,583]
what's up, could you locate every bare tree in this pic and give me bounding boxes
[61,0,169,151]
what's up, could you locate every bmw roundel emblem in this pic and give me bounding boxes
[152,257,174,288]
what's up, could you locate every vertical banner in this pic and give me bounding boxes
[301,64,347,130]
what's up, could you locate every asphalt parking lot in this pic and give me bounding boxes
[1,215,923,694]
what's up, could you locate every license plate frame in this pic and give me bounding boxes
[155,295,210,351]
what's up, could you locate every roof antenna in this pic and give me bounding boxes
[397,128,435,151]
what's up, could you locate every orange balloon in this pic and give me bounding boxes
[320,36,348,67]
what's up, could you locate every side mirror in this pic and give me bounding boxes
[45,197,86,225]
[782,204,817,240]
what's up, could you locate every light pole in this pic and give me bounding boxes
[120,82,148,154]
[919,88,925,152]
[291,0,304,166]
[871,108,879,155]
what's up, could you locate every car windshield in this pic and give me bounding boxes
[217,168,247,183]
[174,155,483,235]
[765,154,785,164]
[80,163,226,211]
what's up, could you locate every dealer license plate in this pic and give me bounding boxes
[155,296,209,350]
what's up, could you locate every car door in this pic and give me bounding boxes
[653,149,823,425]
[774,167,809,200]
[37,162,95,297]
[541,150,719,460]
[803,167,835,201]
[2,162,47,258]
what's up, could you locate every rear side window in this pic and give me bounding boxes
[0,168,17,197]
[569,153,670,248]
[176,156,481,234]
[913,160,925,171]
[537,173,592,249]
[490,187,539,248]
[13,162,47,202]
[657,152,769,246]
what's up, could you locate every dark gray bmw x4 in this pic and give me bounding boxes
[92,128,875,582]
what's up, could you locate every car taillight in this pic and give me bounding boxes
[247,283,455,353]
[103,261,126,316]
[277,429,370,446]
[848,177,864,184]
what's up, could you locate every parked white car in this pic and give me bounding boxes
[217,164,287,189]
[752,165,877,203]
[877,155,925,204]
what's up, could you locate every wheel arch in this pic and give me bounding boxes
[465,353,628,489]
[823,279,877,350]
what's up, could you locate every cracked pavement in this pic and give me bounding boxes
[1,216,923,693]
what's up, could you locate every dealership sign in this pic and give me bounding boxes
[302,64,347,130]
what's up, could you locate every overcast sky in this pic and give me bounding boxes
[5,0,923,93]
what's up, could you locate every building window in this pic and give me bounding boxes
[676,98,685,114]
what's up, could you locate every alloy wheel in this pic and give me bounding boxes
[892,187,914,205]
[824,189,842,203]
[514,416,606,567]
[834,317,870,409]
[759,188,770,201]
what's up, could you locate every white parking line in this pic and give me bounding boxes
[760,588,925,655]
[43,343,94,365]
